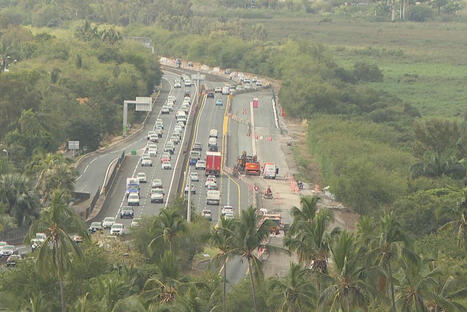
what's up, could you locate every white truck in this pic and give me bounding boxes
[222,86,230,95]
[263,162,278,179]
[206,190,220,205]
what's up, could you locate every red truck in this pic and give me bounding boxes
[206,151,222,176]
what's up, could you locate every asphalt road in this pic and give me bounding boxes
[74,75,174,194]
[95,72,199,229]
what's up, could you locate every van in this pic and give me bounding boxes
[209,129,218,138]
[208,137,218,151]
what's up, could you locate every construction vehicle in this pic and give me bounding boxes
[236,151,260,176]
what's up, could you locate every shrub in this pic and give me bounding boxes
[407,5,434,22]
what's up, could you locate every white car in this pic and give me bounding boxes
[184,185,196,194]
[110,223,124,235]
[190,171,199,182]
[152,178,163,189]
[161,106,170,114]
[215,87,222,93]
[205,176,217,187]
[168,95,176,103]
[137,172,147,183]
[141,156,152,167]
[149,135,158,143]
[155,121,164,129]
[174,81,182,88]
[148,148,157,157]
[170,134,180,145]
[128,193,140,206]
[131,218,141,228]
[256,80,263,87]
[102,217,116,229]
[162,161,172,170]
[164,143,175,154]
[184,96,191,104]
[0,245,15,257]
[224,212,234,219]
[207,181,218,190]
[195,160,206,170]
[155,127,163,137]
[151,188,164,203]
[222,205,234,216]
[147,131,156,139]
[184,80,192,87]
[31,233,47,251]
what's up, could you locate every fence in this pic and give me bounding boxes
[0,224,30,245]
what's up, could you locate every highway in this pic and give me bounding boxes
[74,68,277,286]
[94,72,198,228]
[74,75,174,194]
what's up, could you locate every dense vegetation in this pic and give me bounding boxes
[0,0,466,311]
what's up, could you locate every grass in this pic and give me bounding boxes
[241,14,467,118]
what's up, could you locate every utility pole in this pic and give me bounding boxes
[187,168,191,223]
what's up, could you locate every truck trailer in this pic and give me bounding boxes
[206,151,222,176]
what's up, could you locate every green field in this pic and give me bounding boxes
[243,15,467,118]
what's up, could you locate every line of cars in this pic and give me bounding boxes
[94,79,193,236]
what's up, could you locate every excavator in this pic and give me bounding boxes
[235,151,260,176]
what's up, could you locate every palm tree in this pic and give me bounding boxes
[319,231,374,312]
[143,251,184,305]
[426,275,467,312]
[231,206,276,312]
[439,188,467,247]
[395,255,439,312]
[284,209,334,275]
[210,217,237,312]
[35,153,77,203]
[148,208,186,253]
[0,173,40,226]
[289,196,319,231]
[35,190,84,312]
[268,263,317,311]
[371,211,413,312]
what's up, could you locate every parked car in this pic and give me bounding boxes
[110,223,124,235]
[102,217,116,229]
[120,206,135,219]
[88,222,103,233]
[0,245,15,257]
[6,254,21,267]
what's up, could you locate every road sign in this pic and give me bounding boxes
[68,141,79,150]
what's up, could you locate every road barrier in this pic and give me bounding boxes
[85,151,125,221]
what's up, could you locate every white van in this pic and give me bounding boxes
[208,137,217,147]
[209,129,218,138]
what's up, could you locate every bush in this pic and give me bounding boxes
[353,62,384,82]
[407,5,434,22]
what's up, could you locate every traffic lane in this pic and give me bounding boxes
[186,92,226,220]
[98,73,187,227]
[95,155,140,224]
[75,75,173,193]
[229,94,253,157]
